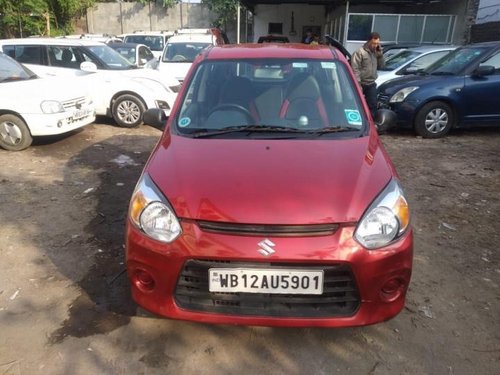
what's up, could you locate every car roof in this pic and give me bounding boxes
[122,31,174,37]
[203,43,338,60]
[0,37,105,47]
[108,42,149,49]
[404,45,457,53]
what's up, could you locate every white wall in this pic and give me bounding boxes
[253,4,325,43]
[477,0,500,23]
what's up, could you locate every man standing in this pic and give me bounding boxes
[350,32,385,117]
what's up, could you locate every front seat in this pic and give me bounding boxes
[279,73,328,127]
[217,76,260,121]
[204,76,259,128]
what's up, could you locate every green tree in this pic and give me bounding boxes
[201,0,239,29]
[0,0,94,38]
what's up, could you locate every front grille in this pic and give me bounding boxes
[197,221,339,237]
[62,96,87,110]
[377,93,390,104]
[174,260,360,317]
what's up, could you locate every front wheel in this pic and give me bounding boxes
[414,101,455,138]
[0,114,33,151]
[112,94,146,128]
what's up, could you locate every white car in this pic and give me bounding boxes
[0,52,95,151]
[376,45,457,86]
[0,38,180,128]
[121,31,174,60]
[158,28,228,83]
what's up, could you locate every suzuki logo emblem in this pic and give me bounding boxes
[258,239,275,257]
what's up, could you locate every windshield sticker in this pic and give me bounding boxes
[292,62,308,68]
[344,110,362,126]
[179,117,191,127]
[321,62,335,69]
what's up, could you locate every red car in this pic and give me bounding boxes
[125,43,413,327]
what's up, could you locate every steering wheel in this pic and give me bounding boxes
[208,104,253,120]
[172,55,187,62]
[205,104,254,128]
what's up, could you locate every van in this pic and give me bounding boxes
[157,28,228,83]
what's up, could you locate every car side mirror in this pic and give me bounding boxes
[143,108,167,130]
[80,61,97,73]
[472,65,495,77]
[374,109,397,134]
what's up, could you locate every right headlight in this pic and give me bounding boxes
[389,86,419,103]
[354,179,410,249]
[129,173,182,243]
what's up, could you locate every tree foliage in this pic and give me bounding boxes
[0,0,94,38]
[201,0,239,29]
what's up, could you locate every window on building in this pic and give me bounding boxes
[268,23,283,34]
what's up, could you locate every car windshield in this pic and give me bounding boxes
[425,46,489,75]
[111,46,137,64]
[175,58,366,139]
[381,50,421,71]
[0,53,37,82]
[86,45,134,69]
[124,35,165,52]
[162,42,212,63]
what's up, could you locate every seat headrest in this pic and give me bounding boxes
[285,73,321,100]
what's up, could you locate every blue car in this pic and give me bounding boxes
[377,41,500,138]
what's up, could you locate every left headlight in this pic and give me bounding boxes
[389,86,419,103]
[354,179,410,250]
[41,100,64,114]
[129,173,182,243]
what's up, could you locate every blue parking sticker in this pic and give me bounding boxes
[179,117,191,127]
[344,110,362,126]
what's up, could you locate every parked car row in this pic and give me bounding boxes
[0,37,180,129]
[377,41,500,138]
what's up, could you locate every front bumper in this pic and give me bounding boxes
[126,221,413,327]
[377,94,421,129]
[23,106,96,136]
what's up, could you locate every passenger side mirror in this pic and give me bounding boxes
[143,108,167,130]
[80,61,98,73]
[374,109,397,134]
[473,65,495,77]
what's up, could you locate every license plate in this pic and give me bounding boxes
[209,268,324,295]
[72,108,91,120]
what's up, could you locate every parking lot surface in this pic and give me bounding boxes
[0,121,498,374]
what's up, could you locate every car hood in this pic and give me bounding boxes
[378,73,453,94]
[1,76,89,106]
[113,67,180,88]
[146,134,395,225]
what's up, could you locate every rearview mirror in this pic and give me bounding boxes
[374,109,397,134]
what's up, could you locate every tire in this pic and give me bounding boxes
[414,101,455,138]
[112,94,146,128]
[0,114,33,151]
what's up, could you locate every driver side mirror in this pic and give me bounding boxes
[374,109,397,134]
[143,108,167,130]
[472,65,495,77]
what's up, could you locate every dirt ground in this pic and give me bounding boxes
[0,119,498,375]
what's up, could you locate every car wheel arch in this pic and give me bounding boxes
[111,92,148,128]
[413,99,457,138]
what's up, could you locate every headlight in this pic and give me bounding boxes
[129,173,182,243]
[354,179,410,249]
[389,87,419,103]
[41,100,64,114]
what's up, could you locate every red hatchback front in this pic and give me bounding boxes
[125,43,413,327]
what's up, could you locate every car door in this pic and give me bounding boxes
[460,49,500,122]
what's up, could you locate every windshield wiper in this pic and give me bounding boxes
[305,126,361,135]
[430,71,454,76]
[189,125,306,138]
